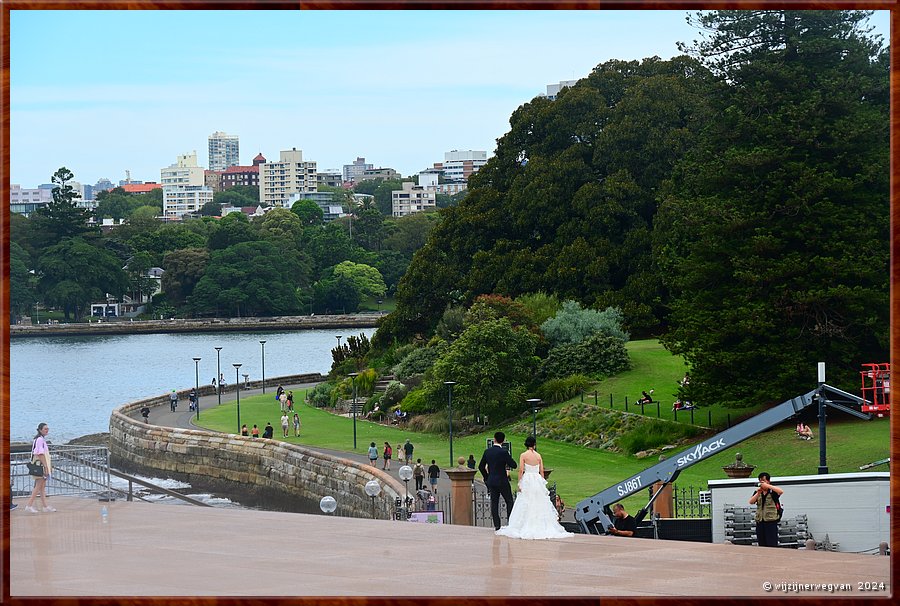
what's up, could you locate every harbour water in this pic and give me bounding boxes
[10,327,375,443]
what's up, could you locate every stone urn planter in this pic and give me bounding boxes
[722,453,756,478]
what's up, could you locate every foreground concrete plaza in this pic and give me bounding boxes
[10,497,890,597]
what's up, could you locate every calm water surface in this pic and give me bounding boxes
[10,328,375,443]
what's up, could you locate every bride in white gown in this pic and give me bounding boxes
[496,436,573,540]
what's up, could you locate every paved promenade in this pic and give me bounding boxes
[10,496,890,597]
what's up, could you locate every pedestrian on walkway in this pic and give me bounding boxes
[279,392,288,412]
[189,389,197,412]
[413,458,425,491]
[281,413,290,437]
[293,413,301,437]
[396,443,404,465]
[383,442,393,470]
[428,459,440,494]
[24,423,55,514]
[368,442,378,467]
[169,390,178,412]
[404,440,414,465]
[287,391,294,412]
[467,454,476,469]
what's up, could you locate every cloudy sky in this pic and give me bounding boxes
[9,9,890,188]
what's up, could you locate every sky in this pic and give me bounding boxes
[9,9,891,188]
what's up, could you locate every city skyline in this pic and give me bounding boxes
[10,9,890,188]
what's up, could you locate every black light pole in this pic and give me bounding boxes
[233,363,242,433]
[214,347,222,407]
[817,362,828,474]
[259,340,267,394]
[527,398,542,439]
[349,372,358,449]
[193,357,201,420]
[444,381,456,466]
[336,335,342,351]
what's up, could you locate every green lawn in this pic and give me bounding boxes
[195,339,889,515]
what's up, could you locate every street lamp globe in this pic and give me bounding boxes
[319,495,337,514]
[365,480,382,498]
[398,465,413,482]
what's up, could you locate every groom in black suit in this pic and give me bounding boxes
[478,431,518,530]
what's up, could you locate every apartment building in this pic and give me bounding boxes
[9,184,53,216]
[259,148,317,207]
[358,167,400,183]
[208,131,240,171]
[439,150,487,182]
[343,156,373,183]
[161,152,212,218]
[391,181,435,217]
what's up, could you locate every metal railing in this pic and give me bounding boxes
[672,484,711,518]
[11,445,111,499]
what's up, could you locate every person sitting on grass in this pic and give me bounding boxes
[796,423,813,440]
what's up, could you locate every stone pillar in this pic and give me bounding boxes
[444,457,476,526]
[652,481,674,518]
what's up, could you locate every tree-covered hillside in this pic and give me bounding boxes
[378,10,889,408]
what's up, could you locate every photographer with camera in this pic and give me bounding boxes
[608,503,636,537]
[749,472,783,547]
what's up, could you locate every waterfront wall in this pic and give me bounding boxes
[108,374,403,518]
[11,313,382,338]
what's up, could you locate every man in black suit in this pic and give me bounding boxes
[478,431,518,531]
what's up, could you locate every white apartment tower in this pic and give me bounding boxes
[259,148,318,207]
[441,150,487,182]
[161,152,213,218]
[208,131,240,171]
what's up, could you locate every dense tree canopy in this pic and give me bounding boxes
[657,10,889,405]
[382,56,713,343]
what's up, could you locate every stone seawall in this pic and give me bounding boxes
[11,313,383,338]
[108,375,403,518]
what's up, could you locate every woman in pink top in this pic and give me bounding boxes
[24,423,55,513]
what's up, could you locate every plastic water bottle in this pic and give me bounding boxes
[101,505,109,524]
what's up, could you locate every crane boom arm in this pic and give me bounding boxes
[574,384,867,534]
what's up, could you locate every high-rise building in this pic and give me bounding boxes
[342,157,373,183]
[440,150,487,182]
[161,152,212,218]
[208,131,240,171]
[259,148,317,207]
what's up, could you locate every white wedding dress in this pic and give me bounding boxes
[496,463,573,540]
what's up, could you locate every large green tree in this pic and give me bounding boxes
[30,167,95,246]
[161,248,210,306]
[37,237,129,320]
[188,241,310,317]
[380,56,712,344]
[657,10,889,406]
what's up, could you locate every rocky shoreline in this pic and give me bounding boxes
[10,313,383,338]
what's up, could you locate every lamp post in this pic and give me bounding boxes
[444,381,456,467]
[365,480,382,519]
[398,465,413,519]
[349,372,359,450]
[233,363,242,433]
[192,357,201,420]
[527,398,542,439]
[214,347,222,407]
[336,334,342,351]
[319,495,337,516]
[259,340,267,394]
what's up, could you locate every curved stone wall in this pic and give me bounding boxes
[108,375,403,518]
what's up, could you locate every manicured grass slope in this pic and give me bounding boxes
[195,340,889,515]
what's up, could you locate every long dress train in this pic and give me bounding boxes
[496,463,573,540]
